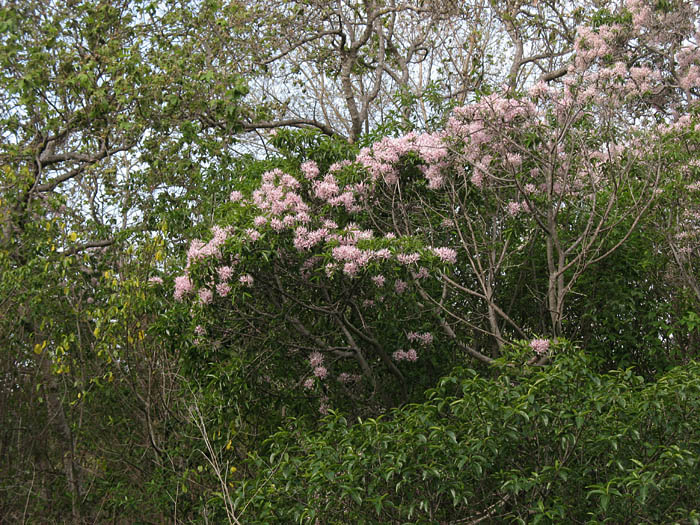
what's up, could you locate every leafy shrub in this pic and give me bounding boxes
[236,344,700,524]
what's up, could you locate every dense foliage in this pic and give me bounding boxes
[241,346,700,523]
[1,0,699,523]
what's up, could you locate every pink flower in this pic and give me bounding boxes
[246,228,261,241]
[217,266,234,281]
[187,240,206,262]
[148,276,163,285]
[319,398,329,415]
[313,366,328,379]
[393,349,418,361]
[530,338,550,355]
[195,325,206,336]
[394,280,408,294]
[230,190,243,202]
[372,275,386,287]
[397,253,421,265]
[413,267,429,279]
[433,247,457,264]
[506,153,522,169]
[329,160,352,173]
[253,215,268,227]
[309,351,324,368]
[216,282,231,297]
[471,170,483,188]
[198,288,213,305]
[303,378,315,389]
[239,274,254,287]
[343,261,359,276]
[393,349,407,361]
[408,332,433,345]
[301,160,319,180]
[313,174,340,200]
[507,201,521,216]
[174,275,193,301]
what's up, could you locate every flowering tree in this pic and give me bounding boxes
[173,0,698,418]
[174,162,458,412]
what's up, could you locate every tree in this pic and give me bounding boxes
[0,0,248,520]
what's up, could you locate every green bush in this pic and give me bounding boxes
[236,345,700,524]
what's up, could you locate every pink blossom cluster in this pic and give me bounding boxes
[530,338,550,356]
[396,252,421,265]
[507,201,531,216]
[392,349,418,362]
[309,351,324,367]
[294,227,329,251]
[186,226,231,266]
[301,160,319,180]
[571,0,699,107]
[329,160,353,173]
[331,244,373,277]
[217,266,234,281]
[446,96,544,196]
[356,131,449,188]
[198,288,213,305]
[319,396,330,415]
[313,173,340,200]
[174,275,193,301]
[394,279,408,294]
[412,267,429,279]
[573,25,614,71]
[309,352,328,380]
[216,282,231,297]
[245,228,261,242]
[450,95,536,130]
[407,331,433,345]
[252,169,309,219]
[372,274,386,287]
[432,247,457,264]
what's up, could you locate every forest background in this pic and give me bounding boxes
[1,0,699,522]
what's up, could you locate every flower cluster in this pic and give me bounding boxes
[356,131,449,188]
[392,349,418,362]
[407,332,433,345]
[432,247,457,264]
[530,339,550,356]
